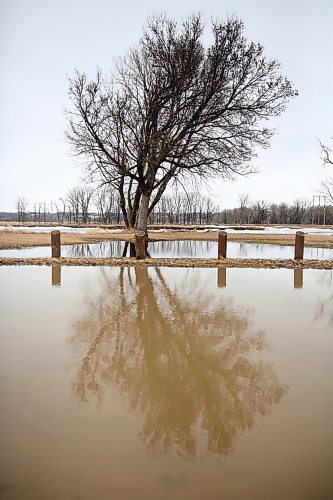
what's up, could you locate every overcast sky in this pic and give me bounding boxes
[0,0,332,211]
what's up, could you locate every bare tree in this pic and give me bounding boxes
[203,196,217,224]
[289,198,311,224]
[320,138,333,166]
[54,198,67,223]
[31,201,46,223]
[252,200,269,224]
[77,186,94,223]
[66,13,297,243]
[67,188,80,223]
[95,187,110,223]
[94,186,120,223]
[33,202,38,223]
[319,138,333,203]
[16,197,28,223]
[36,202,42,223]
[42,202,48,223]
[238,193,250,224]
[320,179,333,203]
[65,186,95,223]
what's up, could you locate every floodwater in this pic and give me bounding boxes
[0,266,332,499]
[0,240,332,260]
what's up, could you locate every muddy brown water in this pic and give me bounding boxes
[0,266,332,499]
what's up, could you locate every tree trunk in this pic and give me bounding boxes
[129,187,142,228]
[136,192,150,233]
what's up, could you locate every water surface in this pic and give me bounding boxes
[0,266,332,499]
[0,240,332,260]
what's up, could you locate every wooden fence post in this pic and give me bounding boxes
[51,230,61,258]
[218,231,227,259]
[135,231,147,259]
[294,231,305,260]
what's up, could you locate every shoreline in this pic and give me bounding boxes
[0,257,332,270]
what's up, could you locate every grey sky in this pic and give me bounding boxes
[0,0,332,212]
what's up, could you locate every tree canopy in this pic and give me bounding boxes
[66,14,297,235]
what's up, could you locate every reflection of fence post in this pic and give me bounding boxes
[122,241,129,257]
[51,231,61,258]
[135,266,146,285]
[130,242,136,257]
[293,268,303,289]
[218,231,227,259]
[294,231,305,260]
[51,264,61,287]
[135,231,147,259]
[217,267,227,288]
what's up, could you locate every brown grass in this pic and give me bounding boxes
[0,257,332,270]
[0,229,332,249]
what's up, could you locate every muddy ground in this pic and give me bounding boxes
[0,257,332,269]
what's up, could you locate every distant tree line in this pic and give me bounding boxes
[12,186,121,225]
[218,198,333,225]
[8,187,333,226]
[149,194,333,225]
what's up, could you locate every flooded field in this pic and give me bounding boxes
[0,265,332,499]
[0,239,332,260]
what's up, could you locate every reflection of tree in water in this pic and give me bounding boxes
[71,267,286,458]
[66,244,94,258]
[149,240,213,258]
[314,270,333,326]
[65,241,125,258]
